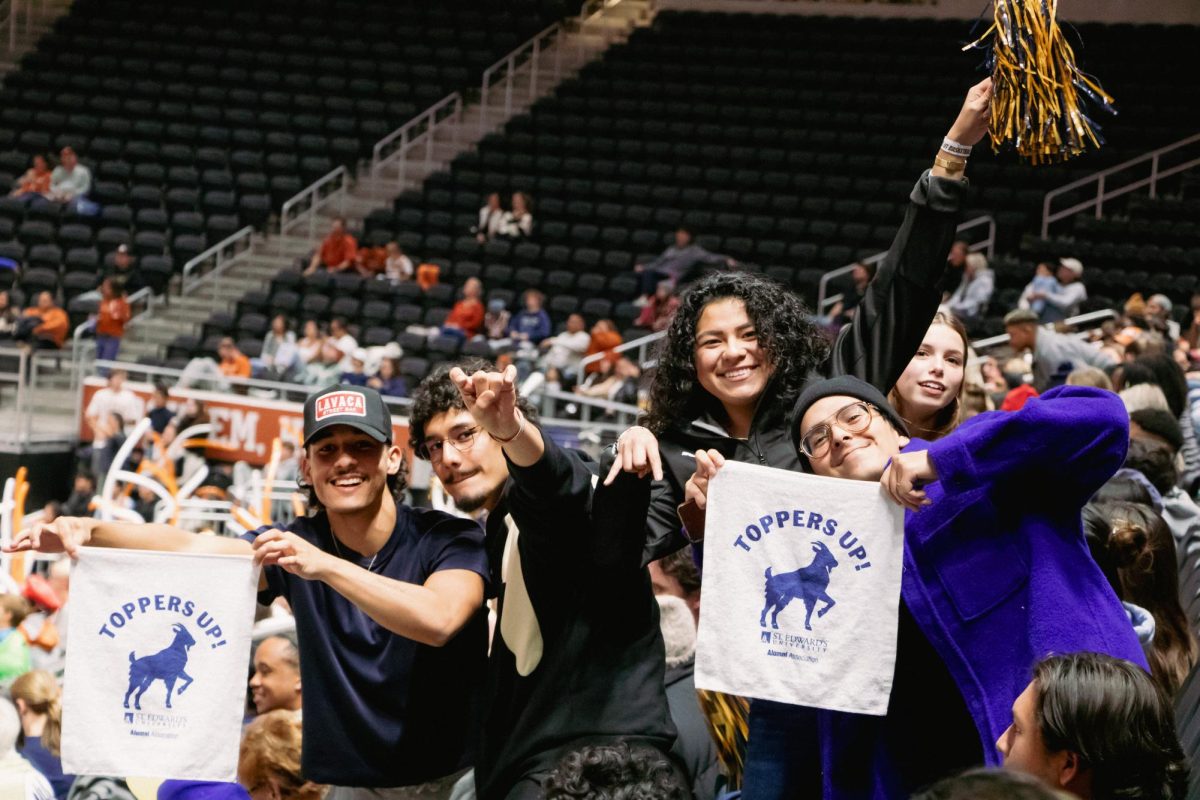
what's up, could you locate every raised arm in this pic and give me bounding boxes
[925,385,1129,507]
[829,79,990,392]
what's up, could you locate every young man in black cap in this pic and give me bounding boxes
[9,384,489,797]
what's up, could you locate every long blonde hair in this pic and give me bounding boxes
[888,311,969,441]
[10,670,62,755]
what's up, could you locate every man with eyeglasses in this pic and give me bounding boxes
[408,360,679,800]
[682,375,1146,796]
[9,384,490,798]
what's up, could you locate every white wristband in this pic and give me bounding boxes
[941,137,972,158]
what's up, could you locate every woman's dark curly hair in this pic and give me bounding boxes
[642,271,830,434]
[541,741,690,800]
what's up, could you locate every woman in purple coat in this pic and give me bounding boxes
[684,378,1148,797]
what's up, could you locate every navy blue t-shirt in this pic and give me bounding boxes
[245,506,489,788]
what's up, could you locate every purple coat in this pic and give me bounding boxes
[821,386,1148,798]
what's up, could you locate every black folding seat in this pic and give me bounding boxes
[548,295,579,323]
[301,293,331,319]
[19,267,58,296]
[399,356,430,383]
[237,313,269,339]
[171,234,207,269]
[203,214,237,243]
[268,289,301,318]
[16,220,53,247]
[28,244,62,271]
[55,222,93,250]
[64,247,99,273]
[126,185,162,212]
[482,263,514,289]
[61,270,99,301]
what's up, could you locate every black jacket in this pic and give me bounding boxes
[644,170,968,563]
[475,434,676,799]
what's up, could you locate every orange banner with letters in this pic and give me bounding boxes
[79,380,410,467]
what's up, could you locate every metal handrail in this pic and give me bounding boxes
[817,214,996,314]
[480,22,564,131]
[175,225,253,307]
[578,328,667,370]
[1041,132,1200,237]
[369,93,463,194]
[279,167,349,240]
[970,309,1119,352]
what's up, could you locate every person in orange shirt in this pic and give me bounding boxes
[10,154,51,200]
[584,318,623,374]
[303,218,358,275]
[440,277,485,340]
[20,292,68,350]
[94,278,130,371]
[218,337,252,379]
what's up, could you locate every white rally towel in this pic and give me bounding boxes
[61,547,259,781]
[695,460,905,716]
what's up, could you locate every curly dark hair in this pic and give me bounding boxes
[408,358,538,458]
[541,742,690,800]
[911,768,1065,800]
[642,271,830,435]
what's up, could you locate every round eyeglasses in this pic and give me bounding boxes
[799,402,875,459]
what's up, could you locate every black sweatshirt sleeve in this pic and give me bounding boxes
[828,170,967,393]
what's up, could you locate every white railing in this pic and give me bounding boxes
[580,0,625,22]
[0,0,53,54]
[369,93,464,195]
[1041,132,1200,237]
[180,225,256,302]
[970,309,1119,353]
[579,328,668,371]
[817,214,996,314]
[480,23,566,132]
[280,167,349,241]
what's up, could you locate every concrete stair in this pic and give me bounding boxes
[0,0,74,74]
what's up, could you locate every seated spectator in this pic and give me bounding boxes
[583,318,622,374]
[296,320,324,365]
[300,341,342,386]
[17,292,69,350]
[367,356,407,398]
[1004,309,1116,391]
[383,242,413,284]
[574,356,639,406]
[217,338,252,379]
[0,290,19,340]
[440,277,484,340]
[945,252,994,327]
[0,696,53,800]
[354,241,386,278]
[10,155,52,201]
[327,317,357,370]
[473,192,505,242]
[146,382,174,435]
[541,742,690,800]
[0,595,32,681]
[634,227,735,302]
[1123,426,1200,572]
[1066,366,1113,391]
[415,261,440,291]
[1145,294,1180,341]
[508,290,551,345]
[635,281,681,333]
[94,278,130,369]
[11,670,72,800]
[483,299,510,342]
[48,146,94,215]
[239,710,323,800]
[249,636,302,716]
[60,471,95,518]
[303,218,357,276]
[538,313,591,378]
[1026,258,1087,323]
[259,315,299,381]
[340,348,370,387]
[1018,262,1061,321]
[998,652,1189,799]
[497,191,533,240]
[103,244,143,295]
[1083,500,1198,695]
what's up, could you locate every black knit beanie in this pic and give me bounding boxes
[790,375,909,455]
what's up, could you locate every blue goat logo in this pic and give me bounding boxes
[760,541,839,631]
[124,623,196,710]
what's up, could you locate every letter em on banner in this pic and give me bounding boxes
[695,461,905,715]
[61,547,258,781]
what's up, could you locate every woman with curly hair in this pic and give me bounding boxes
[611,80,992,799]
[239,710,325,800]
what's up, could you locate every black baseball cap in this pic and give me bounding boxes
[303,385,392,447]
